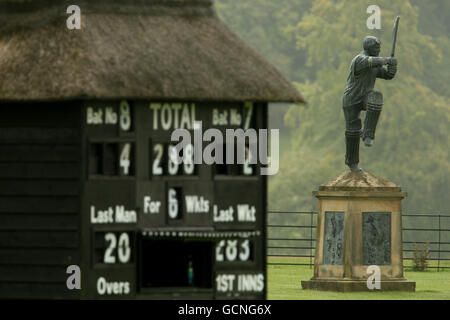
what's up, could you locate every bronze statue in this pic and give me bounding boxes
[342,17,399,171]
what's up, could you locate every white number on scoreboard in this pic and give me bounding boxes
[119,143,132,175]
[168,188,180,219]
[152,143,195,176]
[216,239,252,262]
[119,100,132,131]
[103,232,131,264]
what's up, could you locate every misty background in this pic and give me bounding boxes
[216,0,449,215]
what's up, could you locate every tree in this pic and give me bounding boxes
[215,0,314,83]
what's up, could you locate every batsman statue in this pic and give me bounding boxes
[342,18,399,171]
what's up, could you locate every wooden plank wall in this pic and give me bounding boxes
[0,103,81,299]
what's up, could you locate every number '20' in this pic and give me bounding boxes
[104,232,131,264]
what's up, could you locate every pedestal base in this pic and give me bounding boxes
[301,279,416,292]
[303,171,416,293]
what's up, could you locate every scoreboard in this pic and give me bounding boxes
[80,100,267,299]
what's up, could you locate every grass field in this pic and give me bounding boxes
[267,257,450,300]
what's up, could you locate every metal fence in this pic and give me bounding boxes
[267,211,450,270]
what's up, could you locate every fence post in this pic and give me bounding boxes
[310,210,313,269]
[438,214,441,272]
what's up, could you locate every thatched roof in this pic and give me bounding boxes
[0,0,304,103]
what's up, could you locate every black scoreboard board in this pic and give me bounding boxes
[80,100,267,299]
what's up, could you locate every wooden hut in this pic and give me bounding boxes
[0,0,303,299]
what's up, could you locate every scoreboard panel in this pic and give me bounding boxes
[80,100,267,299]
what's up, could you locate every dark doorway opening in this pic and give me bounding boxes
[139,238,213,289]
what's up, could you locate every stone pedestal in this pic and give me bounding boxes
[301,171,415,292]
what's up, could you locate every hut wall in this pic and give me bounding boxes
[0,102,81,299]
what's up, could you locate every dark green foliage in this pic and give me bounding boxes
[215,0,315,84]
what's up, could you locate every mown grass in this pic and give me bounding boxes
[267,257,450,300]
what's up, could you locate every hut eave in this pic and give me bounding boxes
[0,2,304,103]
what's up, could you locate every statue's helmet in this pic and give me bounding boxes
[363,36,381,56]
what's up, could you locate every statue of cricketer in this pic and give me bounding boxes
[342,19,399,171]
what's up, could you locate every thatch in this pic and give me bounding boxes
[0,0,304,103]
